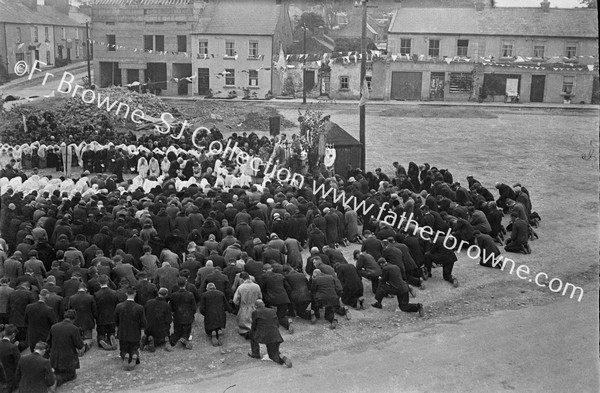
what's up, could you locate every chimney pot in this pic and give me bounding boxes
[541,0,550,12]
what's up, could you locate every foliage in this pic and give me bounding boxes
[295,12,327,34]
[282,75,296,97]
[297,104,330,171]
[579,0,597,7]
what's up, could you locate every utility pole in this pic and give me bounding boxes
[85,21,91,84]
[359,0,368,172]
[302,23,307,104]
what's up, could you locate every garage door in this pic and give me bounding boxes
[391,72,422,100]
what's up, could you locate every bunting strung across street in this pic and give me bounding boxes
[9,37,598,73]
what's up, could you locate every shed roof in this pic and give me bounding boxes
[324,121,361,147]
[0,0,82,26]
[389,7,598,38]
[196,1,283,36]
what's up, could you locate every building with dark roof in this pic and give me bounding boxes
[191,0,293,97]
[0,0,90,79]
[384,0,599,103]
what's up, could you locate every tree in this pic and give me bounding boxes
[296,12,327,34]
[579,0,597,7]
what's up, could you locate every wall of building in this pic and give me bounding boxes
[191,35,274,97]
[92,4,195,93]
[388,33,598,64]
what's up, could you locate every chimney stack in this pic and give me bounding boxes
[475,0,485,12]
[541,0,550,12]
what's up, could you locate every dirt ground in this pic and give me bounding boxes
[13,101,599,393]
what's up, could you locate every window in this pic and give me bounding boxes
[457,39,469,57]
[155,35,164,51]
[249,70,258,86]
[75,28,79,39]
[366,75,372,91]
[566,42,577,58]
[429,39,440,57]
[225,69,235,85]
[16,52,25,62]
[501,41,513,57]
[144,35,163,51]
[340,76,349,90]
[105,22,115,25]
[34,27,38,42]
[533,45,545,58]
[144,35,153,51]
[61,28,66,39]
[225,41,235,57]
[337,13,348,25]
[45,27,49,42]
[177,36,187,52]
[75,44,80,58]
[248,41,258,58]
[562,76,574,94]
[366,61,373,71]
[448,72,472,94]
[16,27,21,42]
[107,34,116,51]
[46,50,52,64]
[400,39,411,55]
[198,40,208,54]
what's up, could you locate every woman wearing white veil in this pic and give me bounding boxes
[38,144,47,169]
[148,155,160,179]
[137,156,149,180]
[161,156,170,177]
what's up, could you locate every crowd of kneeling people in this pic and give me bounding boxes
[0,159,539,391]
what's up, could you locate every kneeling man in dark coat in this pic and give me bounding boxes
[247,299,292,368]
[199,282,232,347]
[15,341,55,393]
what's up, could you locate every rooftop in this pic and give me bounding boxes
[0,0,83,26]
[389,7,599,38]
[195,1,283,36]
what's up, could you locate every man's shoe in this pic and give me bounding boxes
[110,335,118,350]
[99,340,112,351]
[452,277,459,288]
[371,302,382,309]
[122,358,131,371]
[140,335,147,351]
[248,352,261,359]
[418,303,425,317]
[525,244,531,254]
[287,319,294,334]
[408,286,416,298]
[282,356,293,368]
[344,307,351,320]
[329,319,338,329]
[358,297,365,310]
[211,331,219,347]
[419,281,426,290]
[165,341,174,352]
[421,267,428,280]
[184,340,193,350]
[310,310,316,324]
[147,337,155,353]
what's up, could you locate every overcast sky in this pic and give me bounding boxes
[495,0,587,7]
